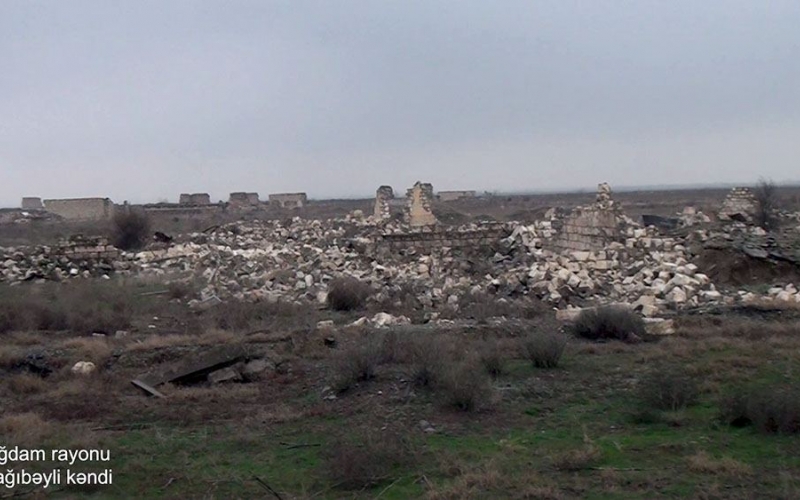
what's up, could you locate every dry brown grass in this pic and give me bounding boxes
[124,330,237,352]
[0,412,53,447]
[325,430,413,491]
[162,383,261,403]
[0,345,26,369]
[426,460,507,499]
[5,372,48,395]
[60,336,114,364]
[550,443,603,471]
[5,331,47,346]
[687,451,753,477]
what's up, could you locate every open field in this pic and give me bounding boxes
[1,279,800,499]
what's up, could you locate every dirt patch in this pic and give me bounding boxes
[693,248,800,288]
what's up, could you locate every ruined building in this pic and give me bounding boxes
[405,182,438,227]
[269,193,307,209]
[42,198,115,221]
[228,192,260,206]
[437,190,476,202]
[179,193,212,205]
[21,197,43,210]
[718,187,757,222]
[373,186,402,220]
[552,183,623,252]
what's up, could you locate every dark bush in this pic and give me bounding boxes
[112,211,151,251]
[754,178,780,231]
[330,340,382,393]
[327,277,371,311]
[521,331,567,368]
[478,340,505,378]
[721,385,800,434]
[439,358,494,411]
[572,306,646,342]
[637,367,699,412]
[408,334,454,388]
[325,431,413,490]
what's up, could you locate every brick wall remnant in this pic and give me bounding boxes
[179,193,211,205]
[718,187,756,221]
[437,190,476,202]
[21,197,43,210]
[42,198,115,220]
[405,182,437,227]
[269,193,307,208]
[552,183,624,252]
[229,192,260,206]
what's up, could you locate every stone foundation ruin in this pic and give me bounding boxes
[228,192,260,206]
[179,193,212,206]
[718,187,757,222]
[269,193,307,208]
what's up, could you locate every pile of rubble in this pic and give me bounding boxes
[2,185,800,318]
[1,236,119,281]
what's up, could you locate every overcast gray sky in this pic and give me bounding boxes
[2,1,799,206]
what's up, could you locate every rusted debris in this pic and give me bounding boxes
[132,345,249,393]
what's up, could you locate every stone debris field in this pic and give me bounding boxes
[3,183,800,332]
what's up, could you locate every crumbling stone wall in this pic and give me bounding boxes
[380,224,507,252]
[21,197,43,210]
[438,190,476,202]
[719,187,756,221]
[374,186,395,219]
[56,236,120,260]
[42,198,114,220]
[179,193,211,205]
[405,182,437,227]
[269,193,307,208]
[229,192,260,206]
[552,183,623,252]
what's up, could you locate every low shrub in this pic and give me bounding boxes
[478,340,505,378]
[521,332,567,368]
[439,358,494,412]
[327,277,371,311]
[408,334,454,388]
[572,306,646,342]
[330,340,382,393]
[720,384,800,434]
[637,367,699,412]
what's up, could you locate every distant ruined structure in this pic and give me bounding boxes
[374,186,407,221]
[552,183,624,252]
[269,193,307,209]
[42,198,115,221]
[405,182,438,227]
[718,187,757,222]
[21,197,43,210]
[179,193,212,206]
[437,190,476,202]
[228,192,260,206]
